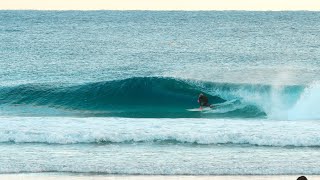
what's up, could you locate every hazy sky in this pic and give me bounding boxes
[1,0,320,11]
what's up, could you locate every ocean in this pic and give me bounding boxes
[0,10,320,175]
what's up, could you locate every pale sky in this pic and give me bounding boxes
[1,0,320,11]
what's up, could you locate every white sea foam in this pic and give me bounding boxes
[0,117,319,146]
[0,116,320,175]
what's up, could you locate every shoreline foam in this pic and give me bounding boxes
[0,174,319,180]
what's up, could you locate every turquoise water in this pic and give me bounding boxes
[0,11,320,175]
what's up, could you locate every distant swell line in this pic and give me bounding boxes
[1,133,320,147]
[1,138,320,147]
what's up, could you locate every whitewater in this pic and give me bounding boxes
[0,11,320,175]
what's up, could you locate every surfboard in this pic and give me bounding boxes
[187,107,211,112]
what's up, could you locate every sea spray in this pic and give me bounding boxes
[288,81,320,120]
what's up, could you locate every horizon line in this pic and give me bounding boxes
[1,9,320,12]
[1,0,320,11]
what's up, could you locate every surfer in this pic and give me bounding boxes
[198,93,212,109]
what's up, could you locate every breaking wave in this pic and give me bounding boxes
[0,77,318,119]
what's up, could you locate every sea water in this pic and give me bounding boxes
[0,11,320,175]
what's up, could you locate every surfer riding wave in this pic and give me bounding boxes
[198,93,214,110]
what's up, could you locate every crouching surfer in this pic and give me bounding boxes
[198,93,213,110]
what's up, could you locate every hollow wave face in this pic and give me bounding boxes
[0,76,316,119]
